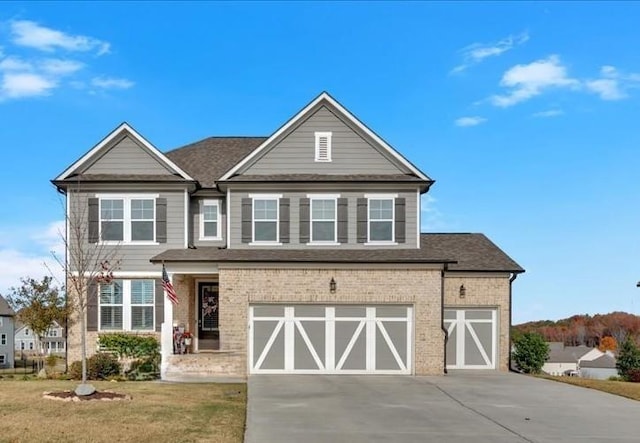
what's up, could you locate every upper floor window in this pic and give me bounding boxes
[310,196,337,243]
[368,198,394,242]
[99,279,155,331]
[253,196,280,243]
[315,132,332,162]
[200,199,221,240]
[25,329,29,336]
[1,334,6,345]
[97,194,159,244]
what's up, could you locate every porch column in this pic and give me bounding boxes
[160,272,175,380]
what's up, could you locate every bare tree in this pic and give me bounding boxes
[52,185,120,394]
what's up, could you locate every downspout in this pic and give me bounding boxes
[441,264,448,374]
[508,272,518,372]
[56,185,69,374]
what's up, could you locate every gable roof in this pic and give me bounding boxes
[219,92,432,182]
[54,122,195,183]
[547,345,595,363]
[0,295,15,316]
[580,353,617,369]
[150,233,523,273]
[165,137,266,188]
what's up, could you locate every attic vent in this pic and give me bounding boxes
[315,132,332,162]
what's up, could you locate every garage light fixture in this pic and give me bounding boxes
[459,285,466,298]
[330,278,337,294]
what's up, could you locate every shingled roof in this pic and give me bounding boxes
[0,295,15,316]
[165,137,267,188]
[151,233,523,273]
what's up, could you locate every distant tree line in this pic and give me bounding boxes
[513,312,640,347]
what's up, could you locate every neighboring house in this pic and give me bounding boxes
[52,92,524,379]
[0,295,15,368]
[542,342,604,376]
[14,321,66,357]
[580,353,618,380]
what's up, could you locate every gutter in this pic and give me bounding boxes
[441,264,448,374]
[508,272,519,372]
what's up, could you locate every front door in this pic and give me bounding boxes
[197,282,219,350]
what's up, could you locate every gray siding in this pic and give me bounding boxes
[0,317,15,368]
[81,135,174,175]
[229,190,418,249]
[241,106,408,175]
[69,190,186,272]
[191,197,227,248]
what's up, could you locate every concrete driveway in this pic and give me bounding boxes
[245,372,640,443]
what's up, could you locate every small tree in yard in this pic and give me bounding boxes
[598,336,617,352]
[616,336,640,380]
[512,332,549,374]
[3,276,68,372]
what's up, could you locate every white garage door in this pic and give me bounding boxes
[444,309,497,369]
[249,305,412,374]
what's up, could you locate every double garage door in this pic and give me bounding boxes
[444,308,497,369]
[249,305,412,374]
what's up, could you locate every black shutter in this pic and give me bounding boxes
[155,279,164,332]
[357,198,367,243]
[395,198,406,243]
[88,198,99,243]
[299,198,310,243]
[156,198,167,243]
[87,280,98,331]
[337,198,348,243]
[241,198,252,243]
[279,198,290,243]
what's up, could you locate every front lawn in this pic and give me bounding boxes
[543,376,640,401]
[0,380,246,443]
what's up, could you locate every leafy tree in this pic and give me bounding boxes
[616,337,640,380]
[3,276,68,371]
[598,336,617,352]
[512,332,549,374]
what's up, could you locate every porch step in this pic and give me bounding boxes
[164,351,246,381]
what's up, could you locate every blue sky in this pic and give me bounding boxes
[0,2,638,324]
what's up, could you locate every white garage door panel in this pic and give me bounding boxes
[444,309,497,370]
[250,305,412,374]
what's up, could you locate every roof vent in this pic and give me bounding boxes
[315,132,332,162]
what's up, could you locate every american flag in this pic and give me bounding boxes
[162,264,179,305]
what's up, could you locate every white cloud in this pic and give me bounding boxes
[533,109,564,118]
[40,59,84,75]
[584,65,639,101]
[91,76,134,89]
[420,194,449,231]
[0,56,33,72]
[455,116,487,127]
[452,31,529,74]
[490,55,579,107]
[1,72,57,98]
[10,20,110,55]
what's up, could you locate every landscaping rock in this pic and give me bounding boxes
[75,383,97,396]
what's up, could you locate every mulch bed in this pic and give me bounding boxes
[43,390,132,402]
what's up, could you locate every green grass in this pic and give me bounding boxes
[0,379,246,443]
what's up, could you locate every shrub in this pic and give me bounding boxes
[617,337,640,380]
[45,354,58,368]
[608,375,622,381]
[512,332,549,374]
[69,353,121,380]
[627,369,640,383]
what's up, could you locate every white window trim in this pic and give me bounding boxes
[199,199,222,241]
[308,195,339,244]
[250,194,282,244]
[98,279,155,332]
[315,131,332,162]
[96,193,160,245]
[366,195,396,244]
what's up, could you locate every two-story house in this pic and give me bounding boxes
[14,320,66,357]
[0,295,15,368]
[53,92,523,380]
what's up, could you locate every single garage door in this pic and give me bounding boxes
[444,308,497,369]
[250,305,412,374]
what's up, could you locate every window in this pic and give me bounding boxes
[253,197,279,242]
[21,342,24,350]
[311,198,337,242]
[29,342,33,350]
[368,198,394,242]
[100,280,123,330]
[131,280,154,330]
[315,132,332,162]
[98,195,158,243]
[0,355,5,365]
[99,279,155,331]
[1,334,5,345]
[25,329,29,336]
[200,200,221,240]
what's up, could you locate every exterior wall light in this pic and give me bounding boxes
[459,285,466,298]
[330,278,337,294]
